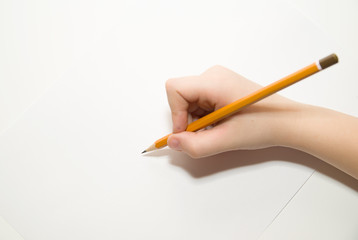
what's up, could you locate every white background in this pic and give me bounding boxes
[1,0,358,239]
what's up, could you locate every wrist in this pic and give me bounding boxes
[272,101,311,149]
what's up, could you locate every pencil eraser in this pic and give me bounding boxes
[319,54,338,69]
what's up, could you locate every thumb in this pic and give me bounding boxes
[167,125,232,158]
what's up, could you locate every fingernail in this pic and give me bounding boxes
[168,137,181,151]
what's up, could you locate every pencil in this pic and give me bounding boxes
[142,54,338,153]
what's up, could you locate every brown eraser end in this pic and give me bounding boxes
[319,54,338,69]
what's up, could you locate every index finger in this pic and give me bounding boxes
[165,76,202,133]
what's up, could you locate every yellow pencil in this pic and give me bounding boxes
[142,54,338,153]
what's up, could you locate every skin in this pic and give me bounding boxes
[166,65,358,180]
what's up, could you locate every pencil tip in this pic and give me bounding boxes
[141,150,147,154]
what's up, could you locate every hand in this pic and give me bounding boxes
[165,65,358,179]
[165,65,302,158]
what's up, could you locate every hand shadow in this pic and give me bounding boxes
[145,147,358,192]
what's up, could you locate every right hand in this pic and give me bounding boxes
[165,65,302,158]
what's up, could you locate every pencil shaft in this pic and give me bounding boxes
[155,63,319,148]
[145,54,338,152]
[187,63,319,132]
[153,63,319,149]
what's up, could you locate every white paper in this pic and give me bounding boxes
[0,1,334,239]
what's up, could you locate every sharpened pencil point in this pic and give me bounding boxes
[141,150,147,154]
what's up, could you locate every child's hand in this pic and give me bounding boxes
[165,65,301,158]
[165,65,358,179]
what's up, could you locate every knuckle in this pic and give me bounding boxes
[202,65,227,76]
[208,65,225,72]
[211,64,224,70]
[165,78,177,91]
